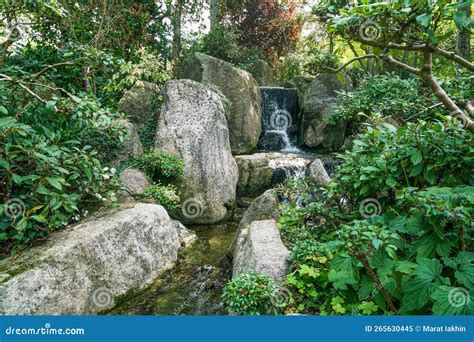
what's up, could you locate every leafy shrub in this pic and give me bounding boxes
[222,272,282,315]
[181,26,264,73]
[141,184,180,212]
[327,74,436,129]
[0,117,119,254]
[276,119,474,315]
[330,120,473,208]
[104,48,171,100]
[327,73,474,133]
[134,151,184,184]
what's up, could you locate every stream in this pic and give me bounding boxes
[107,222,238,315]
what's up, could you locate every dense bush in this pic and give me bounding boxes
[222,272,282,315]
[0,116,119,254]
[271,120,474,315]
[134,151,184,184]
[180,26,264,74]
[141,184,180,212]
[327,74,474,133]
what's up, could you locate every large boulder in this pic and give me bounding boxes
[302,73,352,151]
[233,219,290,282]
[0,204,195,315]
[118,168,151,202]
[118,81,161,130]
[155,79,238,224]
[238,190,279,230]
[308,159,331,187]
[114,119,144,165]
[235,152,313,198]
[251,59,279,87]
[183,53,261,155]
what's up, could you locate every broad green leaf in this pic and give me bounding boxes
[416,13,432,28]
[401,258,449,312]
[46,177,64,190]
[411,150,423,165]
[431,286,474,315]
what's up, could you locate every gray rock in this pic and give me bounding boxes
[251,59,278,86]
[307,159,331,187]
[118,81,161,130]
[233,219,289,282]
[183,53,261,155]
[114,119,144,164]
[0,204,187,315]
[155,79,238,224]
[235,152,313,198]
[302,73,352,151]
[238,190,279,230]
[173,220,198,248]
[118,168,151,202]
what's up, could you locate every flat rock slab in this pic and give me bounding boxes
[0,204,193,315]
[235,152,315,198]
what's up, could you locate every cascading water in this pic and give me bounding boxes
[258,87,300,153]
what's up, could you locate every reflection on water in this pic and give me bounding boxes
[106,223,237,315]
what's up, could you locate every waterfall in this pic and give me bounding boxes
[258,87,300,153]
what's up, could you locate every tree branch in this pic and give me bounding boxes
[383,55,422,75]
[432,47,474,71]
[31,60,77,78]
[326,54,378,73]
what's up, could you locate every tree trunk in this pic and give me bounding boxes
[456,0,471,61]
[172,0,183,78]
[210,0,220,31]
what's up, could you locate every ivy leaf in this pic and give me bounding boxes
[431,286,474,315]
[395,261,418,274]
[444,252,474,289]
[401,258,449,312]
[416,13,432,28]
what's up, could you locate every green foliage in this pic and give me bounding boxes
[327,74,473,132]
[134,151,184,184]
[222,272,282,315]
[0,116,119,253]
[277,119,474,315]
[141,184,180,212]
[331,120,473,205]
[181,26,264,73]
[104,48,171,99]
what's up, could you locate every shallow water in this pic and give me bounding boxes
[107,223,238,315]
